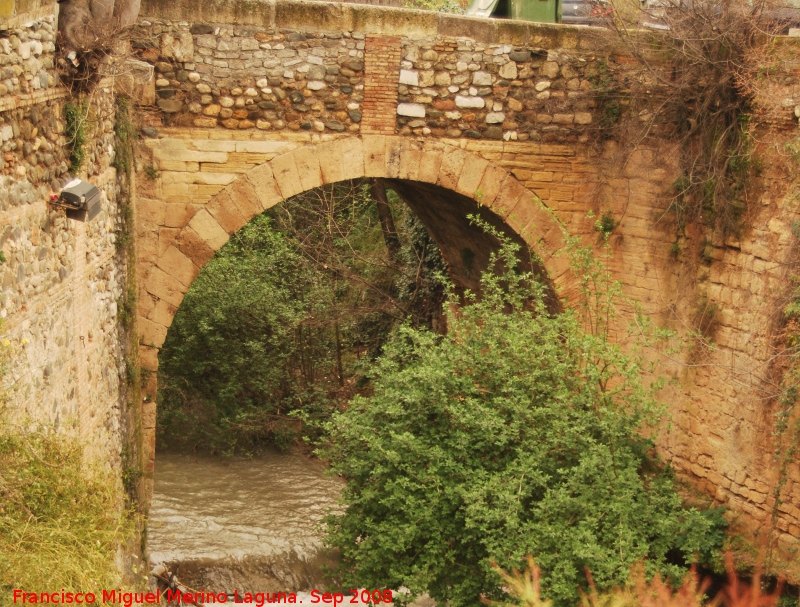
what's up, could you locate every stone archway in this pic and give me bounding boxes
[137,134,576,497]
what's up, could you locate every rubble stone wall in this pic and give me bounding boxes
[0,5,131,475]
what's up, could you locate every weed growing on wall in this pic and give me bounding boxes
[600,0,775,237]
[64,101,88,174]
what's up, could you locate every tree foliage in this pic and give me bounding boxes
[157,182,446,453]
[321,239,726,606]
[158,215,315,452]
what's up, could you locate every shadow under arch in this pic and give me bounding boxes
[137,134,578,498]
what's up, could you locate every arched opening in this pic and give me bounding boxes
[138,135,574,593]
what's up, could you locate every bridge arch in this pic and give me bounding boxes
[137,135,580,485]
[140,135,576,356]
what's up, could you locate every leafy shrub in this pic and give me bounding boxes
[321,239,726,606]
[158,215,315,453]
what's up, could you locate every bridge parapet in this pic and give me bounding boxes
[134,0,637,142]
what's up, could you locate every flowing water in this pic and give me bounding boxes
[147,452,344,596]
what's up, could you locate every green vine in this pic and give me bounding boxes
[112,95,143,509]
[767,271,800,573]
[64,101,88,174]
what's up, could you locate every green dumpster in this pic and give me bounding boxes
[466,0,561,23]
[509,0,560,22]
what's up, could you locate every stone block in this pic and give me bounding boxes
[385,138,406,178]
[161,32,194,62]
[206,189,248,234]
[308,142,340,184]
[334,138,365,182]
[163,203,199,228]
[416,148,444,185]
[399,69,419,86]
[158,161,200,172]
[437,148,467,191]
[144,265,186,309]
[139,345,160,374]
[138,198,166,228]
[270,152,304,199]
[397,145,424,181]
[228,177,264,221]
[363,135,387,177]
[246,164,284,210]
[456,154,489,199]
[157,245,199,289]
[456,95,485,109]
[475,164,510,208]
[499,62,517,80]
[158,227,180,255]
[189,139,237,153]
[235,140,295,154]
[148,299,178,330]
[188,209,230,251]
[154,148,228,164]
[398,103,426,118]
[294,148,323,192]
[175,225,216,269]
[472,71,492,86]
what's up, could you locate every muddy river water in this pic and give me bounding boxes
[147,452,344,596]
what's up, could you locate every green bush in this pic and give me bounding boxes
[321,239,726,607]
[158,215,315,453]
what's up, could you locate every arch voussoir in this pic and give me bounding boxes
[436,147,467,191]
[245,164,284,211]
[175,224,216,269]
[188,208,231,251]
[316,138,365,184]
[488,176,528,220]
[395,142,424,181]
[270,151,304,200]
[207,189,246,234]
[294,148,324,192]
[228,174,266,220]
[363,134,388,177]
[156,245,199,290]
[455,154,489,200]
[474,164,509,208]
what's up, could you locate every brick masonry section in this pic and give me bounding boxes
[362,36,402,135]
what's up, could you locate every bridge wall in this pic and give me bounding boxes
[0,3,135,478]
[132,0,800,576]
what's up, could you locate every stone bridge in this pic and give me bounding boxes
[128,0,800,575]
[1,0,799,581]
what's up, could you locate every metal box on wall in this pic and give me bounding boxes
[55,178,102,222]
